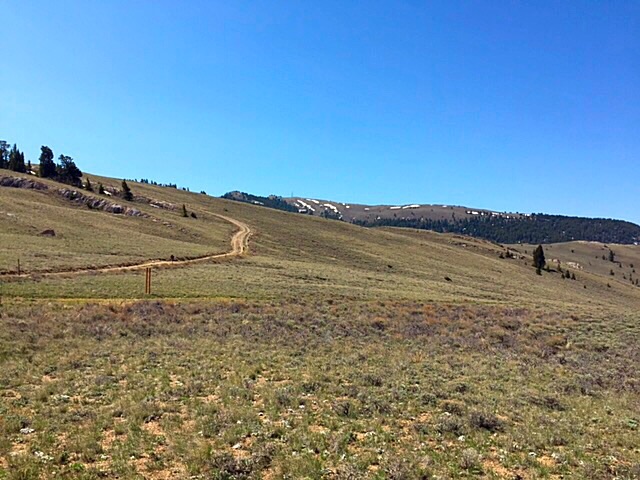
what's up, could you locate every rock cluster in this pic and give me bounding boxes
[0,176,48,190]
[58,188,146,217]
[0,175,147,217]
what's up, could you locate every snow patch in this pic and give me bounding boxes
[298,200,315,212]
[323,203,339,213]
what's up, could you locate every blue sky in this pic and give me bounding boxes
[2,1,639,223]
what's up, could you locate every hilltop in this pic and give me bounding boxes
[222,192,640,245]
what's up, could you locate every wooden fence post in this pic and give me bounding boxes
[145,267,152,295]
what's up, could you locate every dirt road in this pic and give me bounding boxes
[2,213,252,278]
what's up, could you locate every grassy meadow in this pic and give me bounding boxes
[1,301,639,479]
[1,171,640,478]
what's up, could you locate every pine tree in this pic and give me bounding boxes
[98,183,105,194]
[182,204,188,217]
[0,140,9,169]
[532,245,545,275]
[56,155,82,186]
[121,180,133,201]
[85,178,93,192]
[39,146,56,178]
[8,144,26,172]
[608,249,615,262]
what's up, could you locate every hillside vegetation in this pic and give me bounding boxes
[223,191,640,244]
[356,214,640,245]
[0,172,233,274]
[1,169,640,479]
[1,170,639,312]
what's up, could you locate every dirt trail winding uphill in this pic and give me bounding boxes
[2,213,252,278]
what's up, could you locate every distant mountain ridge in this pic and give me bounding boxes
[223,192,640,245]
[355,214,640,245]
[221,191,298,213]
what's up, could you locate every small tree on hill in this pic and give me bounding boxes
[608,249,615,262]
[533,245,545,275]
[85,178,93,192]
[0,140,9,169]
[182,204,188,217]
[98,183,105,194]
[121,180,133,201]
[39,146,56,178]
[56,155,82,186]
[8,144,26,173]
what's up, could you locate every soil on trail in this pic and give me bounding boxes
[1,213,252,278]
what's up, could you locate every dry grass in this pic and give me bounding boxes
[2,171,640,479]
[0,301,639,479]
[1,170,639,314]
[0,172,233,273]
[509,241,640,288]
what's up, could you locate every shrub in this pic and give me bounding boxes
[333,399,358,418]
[362,372,383,387]
[459,448,482,471]
[469,410,504,432]
[436,413,465,435]
[121,180,133,201]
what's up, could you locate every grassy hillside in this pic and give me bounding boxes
[0,172,233,274]
[2,170,640,313]
[1,170,640,478]
[508,241,640,287]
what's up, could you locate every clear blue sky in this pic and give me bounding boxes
[2,1,639,223]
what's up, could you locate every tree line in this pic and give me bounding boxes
[1,139,209,206]
[0,140,82,187]
[222,191,299,213]
[354,214,640,245]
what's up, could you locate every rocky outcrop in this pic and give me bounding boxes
[0,176,49,190]
[149,200,175,210]
[0,175,148,218]
[58,188,147,217]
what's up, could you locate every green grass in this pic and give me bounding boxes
[1,301,638,479]
[1,170,640,478]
